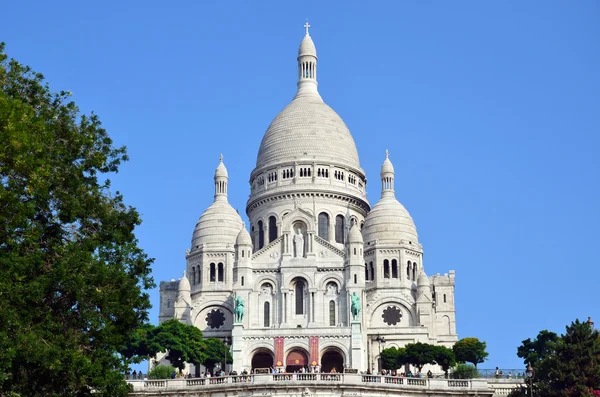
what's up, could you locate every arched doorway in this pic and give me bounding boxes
[321,349,344,373]
[286,349,308,373]
[251,350,274,371]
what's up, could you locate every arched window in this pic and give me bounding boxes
[217,263,224,282]
[264,302,270,328]
[370,261,375,281]
[241,276,244,286]
[210,263,216,282]
[258,221,264,249]
[318,212,329,240]
[329,300,335,326]
[365,263,369,281]
[354,274,357,284]
[413,263,417,281]
[268,216,277,242]
[335,215,345,244]
[190,267,195,285]
[167,299,171,308]
[444,294,447,303]
[353,247,357,255]
[392,259,398,279]
[384,259,390,279]
[407,261,411,280]
[295,281,304,315]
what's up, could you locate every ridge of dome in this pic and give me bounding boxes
[236,225,252,246]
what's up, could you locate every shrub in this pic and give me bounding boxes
[148,365,176,379]
[451,363,478,379]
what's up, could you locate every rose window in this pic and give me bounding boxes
[382,306,402,326]
[206,309,226,329]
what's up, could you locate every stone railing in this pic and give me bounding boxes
[314,235,345,257]
[127,374,494,393]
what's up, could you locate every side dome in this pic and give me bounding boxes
[191,156,243,250]
[362,152,419,245]
[191,201,243,249]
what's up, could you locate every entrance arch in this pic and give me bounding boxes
[321,349,344,373]
[285,348,308,372]
[251,349,274,371]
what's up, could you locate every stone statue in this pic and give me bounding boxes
[293,228,304,258]
[234,296,245,323]
[350,292,361,321]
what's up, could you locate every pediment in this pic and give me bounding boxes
[251,236,283,263]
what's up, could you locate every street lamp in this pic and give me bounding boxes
[223,336,230,374]
[525,362,535,397]
[375,334,386,373]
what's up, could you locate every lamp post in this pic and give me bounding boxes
[525,362,535,397]
[223,336,230,374]
[375,334,386,373]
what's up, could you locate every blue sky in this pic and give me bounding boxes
[2,1,599,370]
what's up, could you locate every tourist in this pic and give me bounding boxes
[132,370,137,380]
[427,370,433,378]
[494,367,500,378]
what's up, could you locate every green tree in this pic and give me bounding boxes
[0,43,154,397]
[517,329,558,367]
[380,347,407,371]
[148,320,208,372]
[202,338,233,373]
[452,337,488,368]
[451,363,478,379]
[148,365,175,380]
[433,345,456,378]
[536,319,600,397]
[405,342,437,372]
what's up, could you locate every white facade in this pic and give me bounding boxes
[158,26,458,375]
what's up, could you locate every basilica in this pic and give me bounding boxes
[158,25,458,375]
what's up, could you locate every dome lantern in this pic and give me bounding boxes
[296,21,320,99]
[214,154,229,201]
[380,150,395,198]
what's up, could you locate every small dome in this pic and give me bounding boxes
[348,223,363,244]
[215,156,228,178]
[417,271,430,286]
[178,271,190,292]
[362,196,418,245]
[236,226,252,246]
[298,34,317,58]
[191,201,243,249]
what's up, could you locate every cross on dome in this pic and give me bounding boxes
[385,149,389,159]
[304,21,310,36]
[219,153,223,162]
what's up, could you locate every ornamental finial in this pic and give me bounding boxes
[219,153,223,163]
[304,20,310,36]
[385,149,389,159]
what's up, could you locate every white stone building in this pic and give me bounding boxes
[158,25,458,375]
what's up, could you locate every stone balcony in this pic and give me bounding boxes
[127,373,506,396]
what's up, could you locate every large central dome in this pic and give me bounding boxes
[256,96,361,170]
[254,31,361,173]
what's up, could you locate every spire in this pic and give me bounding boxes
[380,150,395,198]
[296,21,321,99]
[214,154,229,201]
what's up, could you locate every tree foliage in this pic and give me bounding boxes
[202,338,233,372]
[522,319,600,397]
[433,345,456,377]
[517,329,558,366]
[451,363,479,379]
[452,337,488,367]
[148,365,175,380]
[405,342,437,372]
[0,43,154,396]
[380,347,406,370]
[146,320,207,372]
